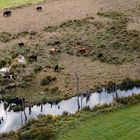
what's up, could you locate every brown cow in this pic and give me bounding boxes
[50,48,57,55]
[78,47,87,53]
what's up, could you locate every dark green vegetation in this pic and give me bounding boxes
[1,94,140,140]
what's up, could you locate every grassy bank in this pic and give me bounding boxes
[0,0,43,9]
[59,103,140,140]
[1,94,140,140]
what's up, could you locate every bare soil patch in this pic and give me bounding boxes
[0,0,140,33]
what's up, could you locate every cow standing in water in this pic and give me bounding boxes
[3,10,12,17]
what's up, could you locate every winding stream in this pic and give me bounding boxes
[0,87,140,133]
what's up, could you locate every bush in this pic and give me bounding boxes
[40,76,57,86]
[20,125,57,140]
[0,60,7,68]
[33,65,42,73]
[0,32,12,42]
[116,94,140,105]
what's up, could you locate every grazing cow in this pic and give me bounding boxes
[50,48,57,55]
[29,55,37,62]
[5,83,16,91]
[54,65,59,72]
[36,6,42,11]
[98,53,103,58]
[3,10,11,17]
[8,97,25,106]
[0,67,13,80]
[78,48,87,53]
[7,97,18,104]
[18,42,24,47]
[3,74,13,80]
[54,41,60,46]
[0,67,10,77]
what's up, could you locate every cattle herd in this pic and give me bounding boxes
[3,6,43,17]
[0,3,90,117]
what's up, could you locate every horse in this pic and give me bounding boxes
[3,10,12,17]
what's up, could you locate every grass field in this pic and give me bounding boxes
[59,104,140,140]
[1,96,140,140]
[0,0,43,9]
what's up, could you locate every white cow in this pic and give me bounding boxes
[0,67,10,77]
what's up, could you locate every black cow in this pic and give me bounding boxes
[54,65,59,72]
[36,6,42,11]
[8,97,25,106]
[98,53,103,58]
[54,41,60,46]
[29,55,37,62]
[18,42,24,47]
[3,10,12,17]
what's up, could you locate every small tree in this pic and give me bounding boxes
[75,73,80,110]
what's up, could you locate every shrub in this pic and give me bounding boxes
[20,125,57,140]
[51,87,59,93]
[116,94,140,105]
[44,26,58,32]
[62,111,69,116]
[0,32,12,42]
[0,60,7,68]
[33,65,42,73]
[40,76,57,86]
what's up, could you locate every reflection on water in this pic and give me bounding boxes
[0,87,140,133]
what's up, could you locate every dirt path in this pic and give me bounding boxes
[0,0,139,33]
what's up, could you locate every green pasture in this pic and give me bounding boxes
[0,0,43,9]
[59,104,140,140]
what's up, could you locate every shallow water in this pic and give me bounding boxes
[0,87,140,133]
